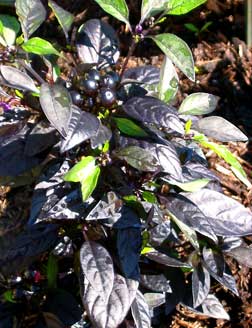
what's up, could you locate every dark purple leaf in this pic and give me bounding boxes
[76,19,119,69]
[86,192,141,228]
[195,116,248,142]
[0,124,42,176]
[161,194,218,243]
[122,66,160,85]
[182,189,252,237]
[60,105,100,152]
[145,250,192,269]
[131,290,151,328]
[227,245,252,268]
[182,162,219,182]
[44,289,82,326]
[123,97,184,135]
[221,236,243,252]
[165,268,186,315]
[117,228,141,280]
[182,294,230,320]
[202,247,239,296]
[144,292,166,309]
[149,221,172,246]
[90,123,112,149]
[0,224,59,275]
[39,83,72,138]
[192,262,210,308]
[0,65,38,93]
[140,274,172,293]
[80,241,114,303]
[81,273,138,328]
[24,121,58,156]
[29,161,91,224]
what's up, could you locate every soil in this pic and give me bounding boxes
[1,0,252,327]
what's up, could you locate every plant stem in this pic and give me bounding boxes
[119,38,137,81]
[19,60,46,85]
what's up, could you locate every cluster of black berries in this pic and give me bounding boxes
[70,68,120,109]
[0,46,16,63]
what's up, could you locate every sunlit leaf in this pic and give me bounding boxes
[22,37,61,56]
[150,33,195,81]
[15,0,46,40]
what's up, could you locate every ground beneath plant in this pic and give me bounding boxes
[1,0,252,327]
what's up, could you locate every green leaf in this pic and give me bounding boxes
[184,23,199,33]
[178,93,219,115]
[3,290,16,303]
[0,14,20,46]
[169,178,211,192]
[194,134,251,188]
[64,156,100,201]
[47,253,58,289]
[15,0,46,40]
[141,191,157,203]
[93,0,130,28]
[22,37,61,56]
[167,0,207,15]
[48,0,74,40]
[64,156,96,182]
[81,166,100,201]
[185,119,192,134]
[114,117,148,137]
[150,33,195,81]
[158,55,179,103]
[141,246,155,255]
[140,0,169,23]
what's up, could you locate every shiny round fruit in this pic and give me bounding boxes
[100,88,116,107]
[107,71,120,85]
[100,75,117,89]
[79,79,98,96]
[87,68,100,82]
[70,91,83,106]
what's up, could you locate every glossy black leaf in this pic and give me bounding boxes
[123,97,184,135]
[195,116,248,142]
[39,83,72,138]
[145,250,192,269]
[161,194,218,243]
[122,66,160,85]
[227,245,252,268]
[24,121,58,156]
[90,123,112,149]
[0,65,39,93]
[202,247,239,296]
[131,290,151,328]
[192,262,210,308]
[182,294,230,320]
[115,145,160,172]
[76,19,119,69]
[81,273,137,328]
[140,274,172,293]
[117,228,141,280]
[182,189,252,237]
[80,241,114,303]
[44,289,82,326]
[60,105,100,152]
[0,224,59,275]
